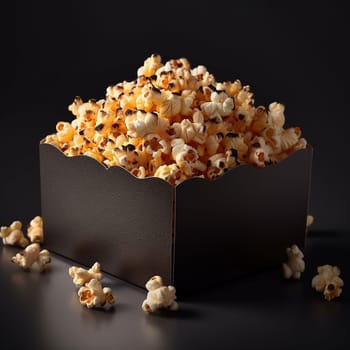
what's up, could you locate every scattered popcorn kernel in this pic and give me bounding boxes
[56,122,75,143]
[311,265,344,301]
[43,54,307,185]
[69,262,102,287]
[11,243,51,272]
[27,216,44,244]
[282,244,305,279]
[78,279,115,308]
[142,275,178,313]
[0,221,29,248]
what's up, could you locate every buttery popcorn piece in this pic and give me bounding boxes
[282,244,305,279]
[0,221,29,248]
[142,275,178,313]
[27,215,44,243]
[78,279,115,308]
[11,243,51,272]
[69,262,102,287]
[56,121,75,143]
[311,265,344,301]
[154,164,186,185]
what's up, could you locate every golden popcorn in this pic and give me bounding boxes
[44,54,307,184]
[69,262,102,287]
[282,244,305,280]
[142,275,178,313]
[78,279,115,309]
[311,265,344,301]
[0,220,29,248]
[11,243,51,272]
[27,215,44,244]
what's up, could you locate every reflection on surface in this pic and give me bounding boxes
[1,234,349,350]
[140,310,195,350]
[1,246,18,263]
[141,315,167,347]
[311,300,342,322]
[11,270,31,288]
[78,298,116,329]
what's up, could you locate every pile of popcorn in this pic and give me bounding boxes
[43,54,307,185]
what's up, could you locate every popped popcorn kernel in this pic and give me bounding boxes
[11,243,51,272]
[142,275,178,313]
[282,244,305,280]
[78,279,115,308]
[1,220,29,248]
[311,265,344,301]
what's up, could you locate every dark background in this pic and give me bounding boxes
[5,1,349,230]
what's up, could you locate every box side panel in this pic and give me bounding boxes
[174,147,313,294]
[40,144,173,288]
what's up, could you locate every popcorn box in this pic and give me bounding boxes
[40,143,313,294]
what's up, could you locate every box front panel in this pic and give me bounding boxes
[40,144,173,288]
[174,147,313,293]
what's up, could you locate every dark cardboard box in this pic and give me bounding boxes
[40,143,313,294]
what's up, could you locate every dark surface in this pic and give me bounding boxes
[0,231,349,350]
[4,1,350,231]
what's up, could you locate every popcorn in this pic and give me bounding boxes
[306,215,314,228]
[68,96,84,117]
[172,118,206,144]
[282,244,305,279]
[0,220,29,248]
[206,149,237,178]
[11,243,51,272]
[84,148,104,162]
[137,53,162,77]
[69,262,103,287]
[27,215,44,244]
[223,133,248,162]
[136,83,165,111]
[143,133,170,155]
[78,279,115,308]
[95,109,115,135]
[44,54,308,185]
[311,265,344,301]
[159,93,182,119]
[154,164,186,185]
[236,85,254,106]
[142,275,178,313]
[279,127,302,151]
[126,110,156,137]
[56,122,75,143]
[248,137,273,167]
[191,65,215,86]
[75,99,101,121]
[113,144,143,170]
[131,165,147,178]
[69,262,115,309]
[43,134,58,145]
[201,91,234,121]
[251,106,269,134]
[171,138,206,176]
